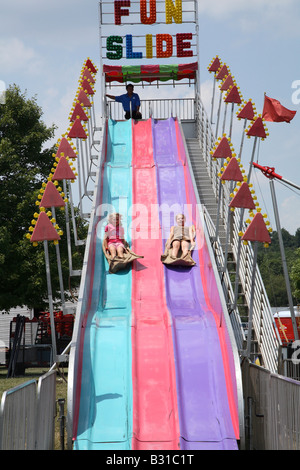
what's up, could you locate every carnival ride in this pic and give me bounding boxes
[22,0,300,452]
[68,116,241,450]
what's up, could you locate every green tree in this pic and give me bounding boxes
[291,247,300,302]
[258,228,300,307]
[0,84,86,312]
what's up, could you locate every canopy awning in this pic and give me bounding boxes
[103,62,198,84]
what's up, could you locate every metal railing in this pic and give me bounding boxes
[194,93,282,373]
[0,370,56,450]
[203,206,246,352]
[242,359,300,450]
[107,98,195,121]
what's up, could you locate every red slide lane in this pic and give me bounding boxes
[131,119,180,450]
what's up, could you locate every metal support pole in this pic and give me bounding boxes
[269,178,299,341]
[75,137,83,218]
[238,119,248,160]
[222,102,228,135]
[214,157,224,242]
[215,91,223,138]
[68,180,85,248]
[245,240,258,359]
[79,138,87,196]
[63,180,73,274]
[210,75,216,124]
[44,240,57,363]
[229,102,235,139]
[51,206,65,313]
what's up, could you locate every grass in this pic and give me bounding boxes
[0,365,68,450]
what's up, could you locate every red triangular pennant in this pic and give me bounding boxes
[247,117,267,138]
[40,181,65,208]
[81,68,95,83]
[68,119,87,139]
[70,103,89,122]
[212,137,233,159]
[237,101,255,120]
[85,59,97,74]
[77,90,92,108]
[225,85,242,104]
[216,64,229,81]
[221,158,244,182]
[229,182,256,209]
[208,57,221,73]
[52,156,77,181]
[242,212,271,243]
[81,79,94,95]
[220,75,234,91]
[56,137,77,159]
[30,212,60,242]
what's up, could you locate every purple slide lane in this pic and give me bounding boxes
[152,118,239,450]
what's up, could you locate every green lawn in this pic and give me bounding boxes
[0,365,68,450]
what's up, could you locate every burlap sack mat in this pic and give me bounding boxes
[102,240,144,274]
[161,242,196,267]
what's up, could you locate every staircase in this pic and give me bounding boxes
[186,137,250,345]
[186,138,228,248]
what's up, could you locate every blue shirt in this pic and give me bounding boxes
[115,92,140,112]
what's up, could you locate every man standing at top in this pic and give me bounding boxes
[106,84,142,120]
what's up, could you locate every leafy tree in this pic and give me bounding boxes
[0,84,86,312]
[257,228,300,307]
[291,248,300,302]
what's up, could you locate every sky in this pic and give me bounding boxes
[1,0,300,234]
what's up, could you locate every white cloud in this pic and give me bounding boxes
[0,38,42,74]
[198,0,294,18]
[198,0,300,37]
[280,195,300,235]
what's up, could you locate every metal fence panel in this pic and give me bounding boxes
[0,380,36,450]
[36,370,56,450]
[0,371,57,450]
[242,360,300,450]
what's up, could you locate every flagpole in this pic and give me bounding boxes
[269,179,299,341]
[252,162,300,341]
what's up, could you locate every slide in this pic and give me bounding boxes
[69,117,241,450]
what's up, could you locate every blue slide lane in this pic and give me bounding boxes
[74,120,134,450]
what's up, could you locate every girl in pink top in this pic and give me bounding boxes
[104,213,126,259]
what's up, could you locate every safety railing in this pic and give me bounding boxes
[203,206,246,352]
[0,370,56,450]
[195,93,282,373]
[242,359,300,450]
[107,98,195,121]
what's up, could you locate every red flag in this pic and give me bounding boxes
[262,95,296,123]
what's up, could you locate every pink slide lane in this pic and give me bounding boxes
[130,118,180,450]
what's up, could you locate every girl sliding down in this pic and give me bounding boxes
[161,214,196,267]
[103,213,126,259]
[103,213,143,273]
